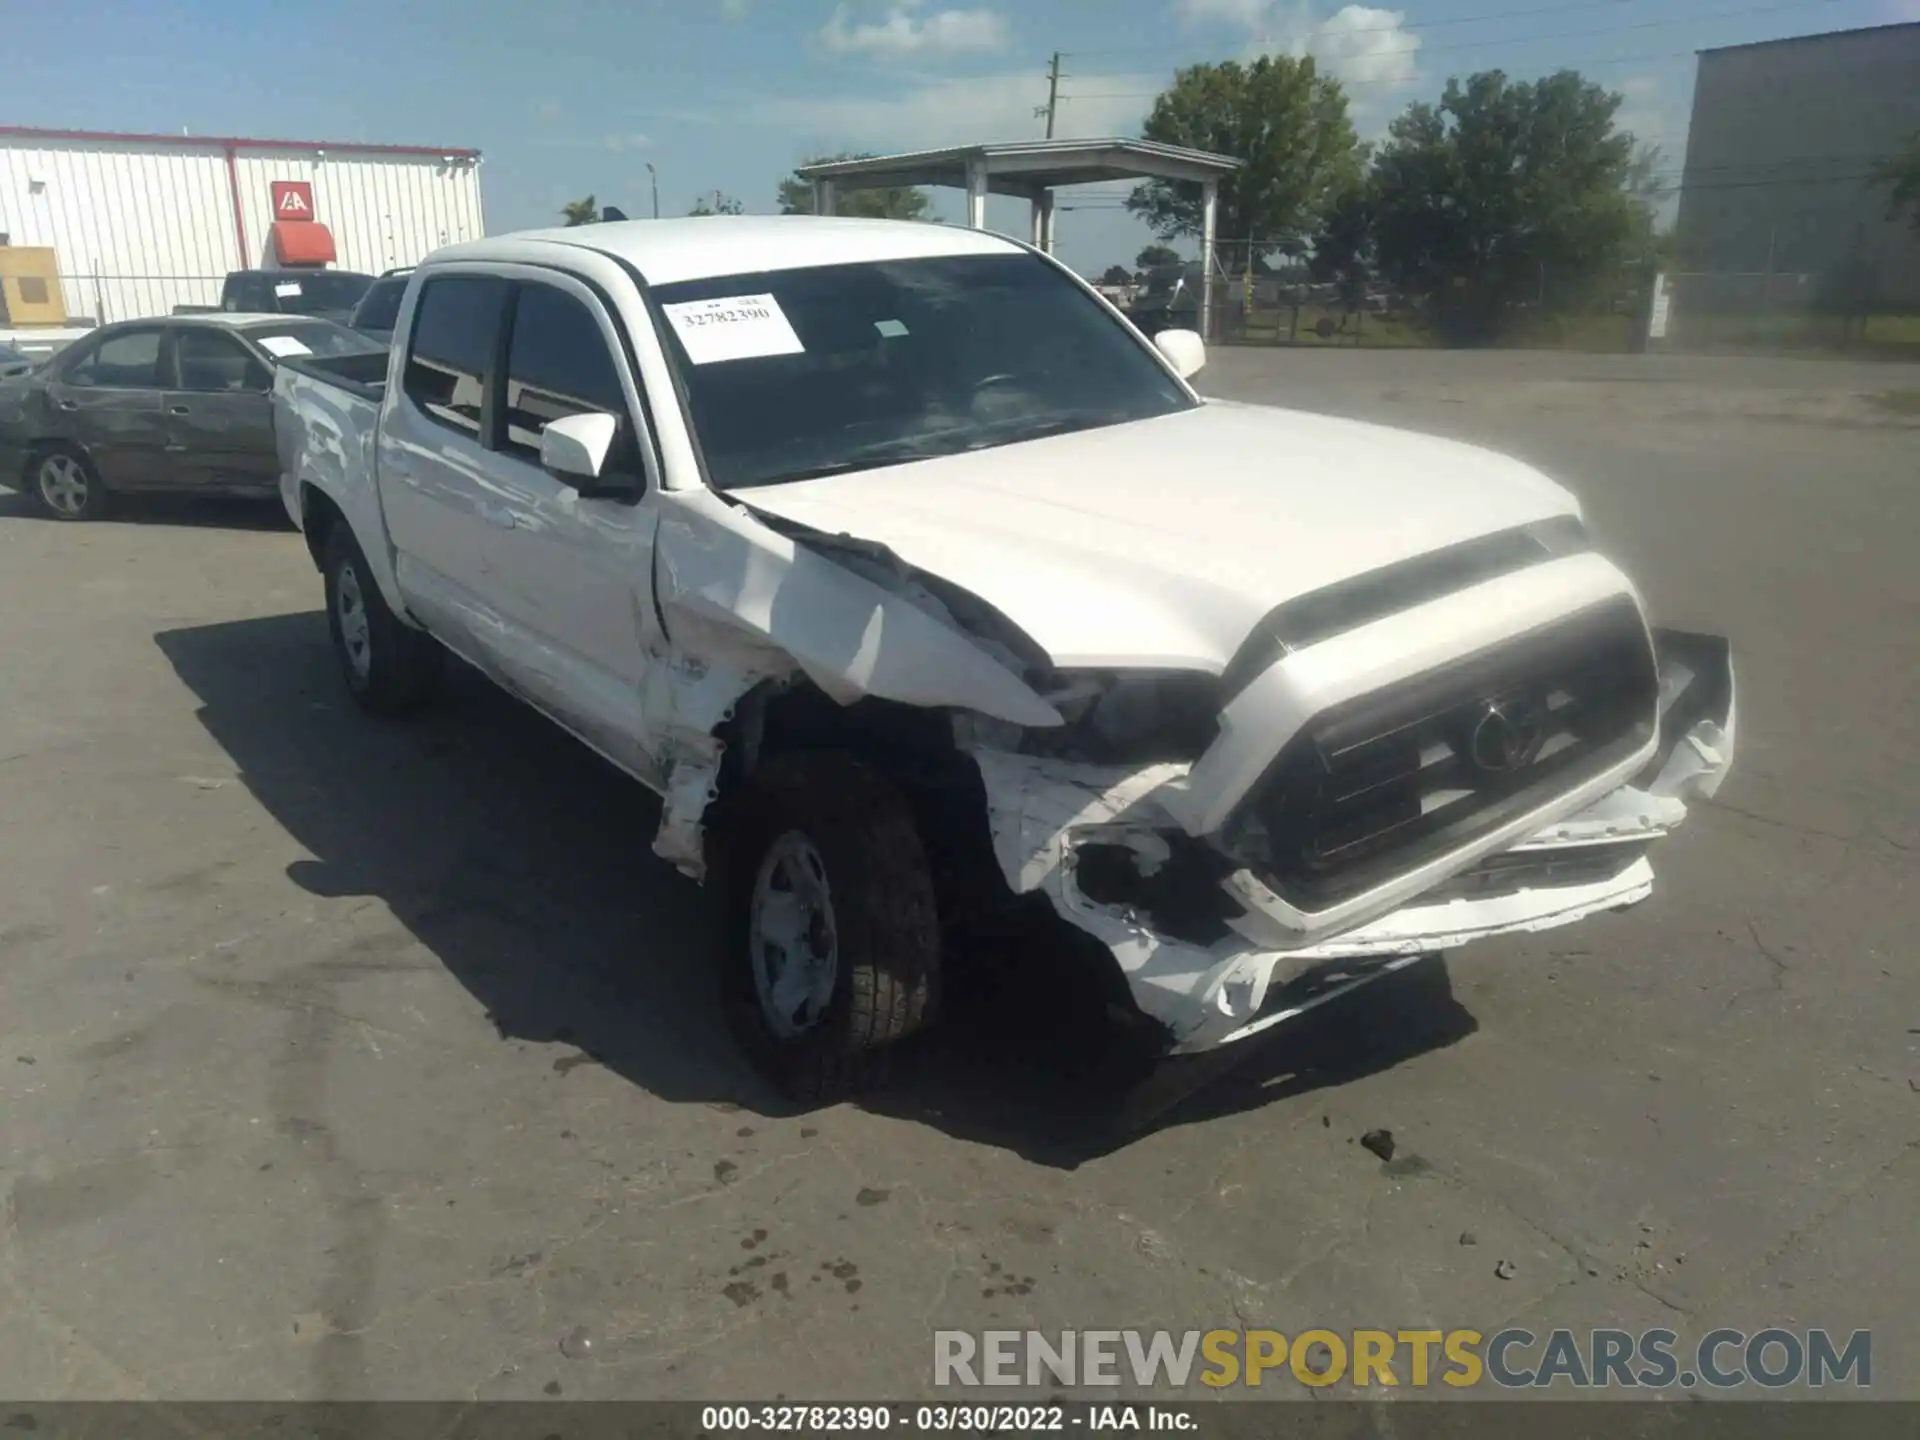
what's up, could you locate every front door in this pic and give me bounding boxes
[163,328,277,494]
[43,325,172,489]
[479,277,661,782]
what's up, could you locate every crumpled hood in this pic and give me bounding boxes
[736,398,1581,671]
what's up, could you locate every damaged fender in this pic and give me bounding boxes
[643,487,1062,875]
[967,627,1738,1054]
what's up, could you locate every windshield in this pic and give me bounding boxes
[245,319,386,358]
[651,252,1196,491]
[273,272,375,313]
[352,278,407,331]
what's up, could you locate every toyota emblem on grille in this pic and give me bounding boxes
[1468,695,1547,773]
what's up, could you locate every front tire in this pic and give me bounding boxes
[716,752,941,1101]
[32,446,106,521]
[321,525,443,716]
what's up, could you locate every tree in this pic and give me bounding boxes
[1135,244,1181,271]
[1127,56,1364,264]
[1099,264,1133,286]
[689,191,745,217]
[1308,184,1376,312]
[1370,69,1640,343]
[1625,142,1674,217]
[561,195,599,227]
[777,154,930,220]
[1872,132,1920,236]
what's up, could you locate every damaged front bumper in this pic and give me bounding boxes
[968,631,1737,1055]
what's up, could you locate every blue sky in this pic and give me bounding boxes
[9,0,1915,273]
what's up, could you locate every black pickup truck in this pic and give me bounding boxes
[218,269,376,325]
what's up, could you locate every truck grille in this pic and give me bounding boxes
[1219,598,1658,909]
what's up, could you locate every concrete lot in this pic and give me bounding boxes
[1,349,1916,1403]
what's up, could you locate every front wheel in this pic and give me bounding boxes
[32,447,107,521]
[321,525,443,716]
[716,752,941,1101]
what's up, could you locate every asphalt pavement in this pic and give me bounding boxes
[1,348,1915,1403]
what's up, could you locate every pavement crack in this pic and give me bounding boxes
[1744,921,1792,981]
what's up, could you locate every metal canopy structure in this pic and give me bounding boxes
[797,138,1243,336]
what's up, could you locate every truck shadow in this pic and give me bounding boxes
[154,612,1476,1168]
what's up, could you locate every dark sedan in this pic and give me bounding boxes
[0,314,380,520]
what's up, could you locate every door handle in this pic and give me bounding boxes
[57,400,78,411]
[168,406,191,416]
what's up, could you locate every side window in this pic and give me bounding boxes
[402,276,507,440]
[175,329,270,392]
[223,276,266,312]
[63,328,166,389]
[502,282,637,475]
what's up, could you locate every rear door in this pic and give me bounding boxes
[377,273,515,655]
[163,327,278,494]
[42,326,173,488]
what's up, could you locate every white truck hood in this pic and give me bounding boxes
[734,398,1580,671]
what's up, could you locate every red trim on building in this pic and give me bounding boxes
[0,125,479,160]
[271,220,338,265]
[224,145,249,265]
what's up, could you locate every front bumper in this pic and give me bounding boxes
[967,629,1736,1055]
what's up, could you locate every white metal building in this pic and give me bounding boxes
[0,126,485,325]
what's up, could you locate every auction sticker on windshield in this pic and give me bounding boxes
[257,335,312,358]
[662,293,804,365]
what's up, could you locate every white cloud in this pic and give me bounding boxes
[1289,5,1419,91]
[603,133,653,152]
[1176,1,1421,99]
[820,2,1010,58]
[754,67,1147,150]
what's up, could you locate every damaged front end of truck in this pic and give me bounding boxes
[647,486,1737,1060]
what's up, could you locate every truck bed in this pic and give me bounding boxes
[273,349,388,542]
[276,350,389,403]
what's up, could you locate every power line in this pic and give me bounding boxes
[1065,0,1654,55]
[1057,167,1888,214]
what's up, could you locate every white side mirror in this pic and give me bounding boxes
[1154,328,1207,380]
[540,411,619,480]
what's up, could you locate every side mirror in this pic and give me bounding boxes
[1154,328,1207,380]
[540,411,621,487]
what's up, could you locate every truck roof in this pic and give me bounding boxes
[428,215,1025,287]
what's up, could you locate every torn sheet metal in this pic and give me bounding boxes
[652,488,1061,728]
[643,651,766,878]
[966,628,1737,1054]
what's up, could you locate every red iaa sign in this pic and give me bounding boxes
[271,181,315,218]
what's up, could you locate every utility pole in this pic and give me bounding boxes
[646,161,659,220]
[1042,51,1062,138]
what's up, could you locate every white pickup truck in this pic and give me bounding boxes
[273,216,1736,1098]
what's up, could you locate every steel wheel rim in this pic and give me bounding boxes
[748,830,839,1039]
[38,455,89,515]
[335,560,373,684]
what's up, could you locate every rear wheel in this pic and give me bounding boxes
[321,525,443,716]
[716,752,941,1101]
[32,447,106,521]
